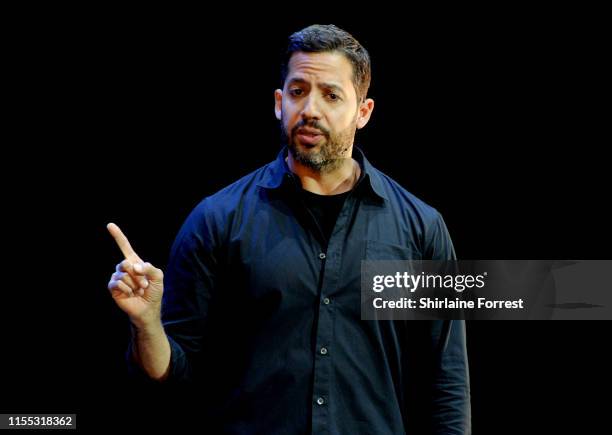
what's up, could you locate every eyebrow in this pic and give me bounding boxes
[287,78,345,94]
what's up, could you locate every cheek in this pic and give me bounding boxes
[282,106,301,129]
[281,113,296,134]
[330,111,355,131]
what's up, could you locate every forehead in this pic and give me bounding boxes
[286,51,354,88]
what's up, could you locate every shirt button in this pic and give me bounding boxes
[320,347,328,355]
[319,252,326,260]
[316,397,325,406]
[323,297,331,305]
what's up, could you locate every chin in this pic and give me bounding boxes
[298,139,325,150]
[301,143,320,151]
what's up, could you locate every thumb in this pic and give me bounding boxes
[133,262,164,283]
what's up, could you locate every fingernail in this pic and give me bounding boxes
[134,263,143,273]
[141,280,149,288]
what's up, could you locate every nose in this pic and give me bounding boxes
[300,95,322,121]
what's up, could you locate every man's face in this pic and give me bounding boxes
[275,51,373,172]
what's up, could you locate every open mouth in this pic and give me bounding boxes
[296,128,324,146]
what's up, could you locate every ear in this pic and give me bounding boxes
[274,89,283,120]
[356,98,375,129]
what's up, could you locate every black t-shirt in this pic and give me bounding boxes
[300,188,351,246]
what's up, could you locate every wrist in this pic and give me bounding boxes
[129,315,163,334]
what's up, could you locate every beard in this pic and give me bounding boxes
[281,115,357,173]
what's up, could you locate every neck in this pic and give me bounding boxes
[287,151,361,195]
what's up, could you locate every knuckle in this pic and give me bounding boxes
[144,262,163,278]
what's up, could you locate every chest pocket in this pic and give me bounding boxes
[365,239,421,260]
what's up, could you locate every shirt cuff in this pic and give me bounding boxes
[125,334,192,383]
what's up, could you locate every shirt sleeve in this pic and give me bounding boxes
[426,211,472,433]
[430,319,472,434]
[425,211,456,261]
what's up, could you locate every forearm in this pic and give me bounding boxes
[130,321,171,381]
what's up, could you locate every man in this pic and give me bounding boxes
[107,24,470,434]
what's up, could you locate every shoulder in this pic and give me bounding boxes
[179,160,277,237]
[368,165,454,258]
[370,166,443,225]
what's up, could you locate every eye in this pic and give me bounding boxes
[289,88,304,97]
[326,93,340,101]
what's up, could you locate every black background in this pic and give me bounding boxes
[3,5,610,433]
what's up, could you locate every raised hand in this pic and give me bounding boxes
[107,223,164,329]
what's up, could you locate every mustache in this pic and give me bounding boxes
[291,120,330,138]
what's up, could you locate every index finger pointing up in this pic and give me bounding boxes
[107,222,142,262]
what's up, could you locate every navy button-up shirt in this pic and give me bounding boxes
[144,146,470,434]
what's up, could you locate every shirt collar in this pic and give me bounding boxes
[256,146,388,201]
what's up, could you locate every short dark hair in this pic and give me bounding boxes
[281,24,371,103]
